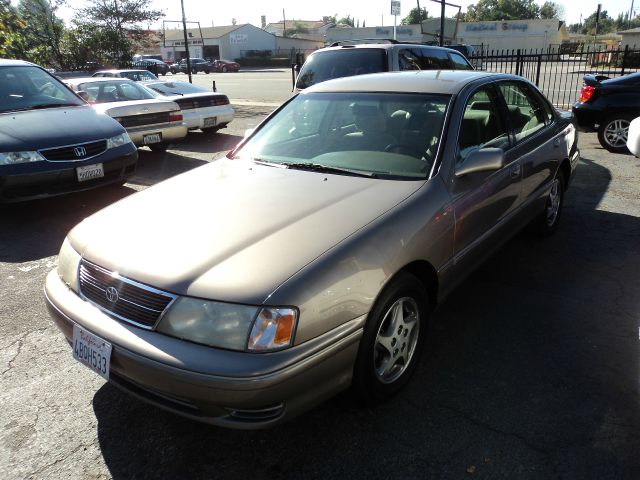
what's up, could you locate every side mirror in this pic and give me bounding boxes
[455,148,505,177]
[76,90,90,102]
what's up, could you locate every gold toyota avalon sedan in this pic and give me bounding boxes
[45,71,579,429]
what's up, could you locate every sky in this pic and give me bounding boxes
[53,0,639,30]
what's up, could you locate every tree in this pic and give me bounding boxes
[465,0,540,21]
[539,1,563,20]
[570,9,615,35]
[74,0,164,66]
[0,0,27,58]
[401,7,428,25]
[337,15,354,27]
[18,0,66,67]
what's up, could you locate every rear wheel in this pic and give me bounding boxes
[222,65,228,72]
[353,272,428,404]
[597,114,633,153]
[530,169,565,236]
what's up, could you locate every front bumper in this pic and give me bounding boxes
[0,150,138,203]
[45,270,363,429]
[127,122,188,147]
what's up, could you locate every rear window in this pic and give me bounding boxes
[296,49,387,89]
[399,48,452,70]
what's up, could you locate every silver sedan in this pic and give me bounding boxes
[46,70,579,428]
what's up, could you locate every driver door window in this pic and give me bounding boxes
[458,86,510,160]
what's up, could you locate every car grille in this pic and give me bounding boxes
[116,112,172,128]
[78,260,176,329]
[40,140,107,161]
[175,96,230,110]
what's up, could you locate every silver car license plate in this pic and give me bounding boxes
[143,133,162,144]
[72,325,112,380]
[76,163,104,182]
[203,117,217,128]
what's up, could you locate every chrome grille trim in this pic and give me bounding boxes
[78,260,177,330]
[40,139,108,162]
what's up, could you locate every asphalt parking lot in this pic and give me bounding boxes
[1,84,640,478]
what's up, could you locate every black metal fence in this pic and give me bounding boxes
[469,46,640,108]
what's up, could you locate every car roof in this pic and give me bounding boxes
[66,77,137,85]
[303,70,508,95]
[0,59,37,67]
[94,69,150,74]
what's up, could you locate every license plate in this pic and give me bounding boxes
[143,133,162,144]
[76,163,104,182]
[203,117,217,128]
[72,325,112,381]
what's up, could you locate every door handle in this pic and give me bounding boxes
[553,138,561,148]
[510,164,521,178]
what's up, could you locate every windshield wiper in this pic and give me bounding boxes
[285,162,377,178]
[10,103,79,112]
[251,158,288,168]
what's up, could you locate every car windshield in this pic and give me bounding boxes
[235,92,450,179]
[145,81,207,95]
[78,80,156,103]
[296,49,387,89]
[0,65,85,113]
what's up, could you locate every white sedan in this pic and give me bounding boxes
[142,80,235,133]
[626,117,640,157]
[66,77,187,151]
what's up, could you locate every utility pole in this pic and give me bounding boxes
[180,0,192,83]
[440,0,445,46]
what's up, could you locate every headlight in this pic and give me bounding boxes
[57,238,81,293]
[157,298,298,352]
[106,132,131,149]
[0,151,46,165]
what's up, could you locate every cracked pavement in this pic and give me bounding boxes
[1,71,639,479]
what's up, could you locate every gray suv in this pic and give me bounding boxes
[294,41,474,90]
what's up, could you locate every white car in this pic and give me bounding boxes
[626,117,640,157]
[66,77,187,151]
[142,80,234,132]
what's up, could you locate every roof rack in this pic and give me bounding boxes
[328,38,399,47]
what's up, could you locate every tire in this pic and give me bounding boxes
[222,66,228,72]
[597,114,633,153]
[204,69,210,74]
[530,169,565,236]
[353,272,428,404]
[149,143,168,152]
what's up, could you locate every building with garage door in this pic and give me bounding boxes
[162,24,276,62]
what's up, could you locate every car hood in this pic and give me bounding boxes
[70,159,425,304]
[92,99,179,116]
[0,105,124,150]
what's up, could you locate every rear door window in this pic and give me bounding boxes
[399,48,452,70]
[449,52,474,70]
[296,49,387,89]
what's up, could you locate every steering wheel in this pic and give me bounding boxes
[384,143,424,158]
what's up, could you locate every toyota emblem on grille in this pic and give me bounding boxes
[74,146,87,157]
[105,286,119,303]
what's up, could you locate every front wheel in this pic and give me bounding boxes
[597,115,633,153]
[353,272,428,404]
[222,65,228,72]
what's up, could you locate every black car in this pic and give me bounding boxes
[572,72,640,152]
[133,59,169,76]
[170,58,211,75]
[0,59,138,203]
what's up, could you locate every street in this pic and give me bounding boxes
[1,69,640,479]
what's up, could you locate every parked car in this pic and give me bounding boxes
[142,80,234,132]
[0,59,138,203]
[46,70,578,428]
[293,41,474,90]
[626,116,640,156]
[170,58,211,74]
[65,77,187,151]
[133,59,169,76]
[212,59,240,72]
[572,72,640,152]
[92,69,159,82]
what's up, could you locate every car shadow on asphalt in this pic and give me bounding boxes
[90,156,640,478]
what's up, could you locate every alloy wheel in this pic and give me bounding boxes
[546,178,561,226]
[373,296,420,384]
[603,118,630,148]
